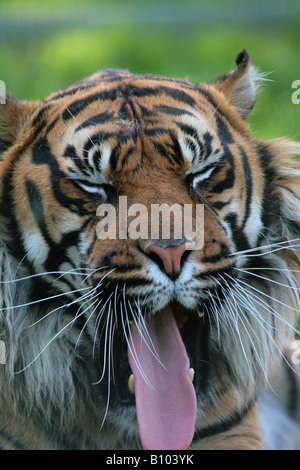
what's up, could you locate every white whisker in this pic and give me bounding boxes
[1,286,91,312]
[235,267,300,292]
[230,280,300,379]
[0,269,94,284]
[234,244,300,259]
[231,237,300,257]
[121,286,153,389]
[225,273,300,313]
[27,286,98,328]
[100,301,113,431]
[93,293,114,381]
[75,296,102,348]
[15,306,90,374]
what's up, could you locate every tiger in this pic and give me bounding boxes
[0,49,299,450]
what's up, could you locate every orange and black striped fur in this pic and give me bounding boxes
[0,50,299,449]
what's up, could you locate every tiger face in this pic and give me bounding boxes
[0,50,299,450]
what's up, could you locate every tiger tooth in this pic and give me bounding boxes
[188,368,195,382]
[198,311,204,318]
[128,374,135,394]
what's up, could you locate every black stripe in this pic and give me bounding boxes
[46,229,81,273]
[144,127,167,137]
[0,138,12,154]
[25,179,83,280]
[167,134,185,164]
[176,122,197,139]
[196,264,235,280]
[47,83,96,101]
[109,263,143,273]
[212,199,231,211]
[24,179,80,290]
[185,137,199,161]
[225,213,250,252]
[152,141,174,164]
[63,84,196,121]
[202,132,213,159]
[83,130,132,154]
[119,146,135,169]
[46,116,59,135]
[25,179,54,247]
[119,101,135,120]
[192,397,255,441]
[216,113,234,144]
[153,105,196,118]
[63,144,89,174]
[210,161,234,193]
[62,87,123,121]
[33,137,89,216]
[201,241,231,264]
[109,144,121,172]
[31,105,50,128]
[239,146,252,229]
[257,143,278,230]
[29,105,53,142]
[192,162,219,179]
[210,114,235,193]
[175,122,203,157]
[75,111,115,132]
[128,85,196,107]
[107,278,152,289]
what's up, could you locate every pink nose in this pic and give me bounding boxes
[146,241,191,279]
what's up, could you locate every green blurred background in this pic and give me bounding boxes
[1,0,300,140]
[0,0,299,332]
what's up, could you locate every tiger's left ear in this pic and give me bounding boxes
[0,94,40,156]
[211,49,258,119]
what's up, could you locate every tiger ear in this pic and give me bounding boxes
[0,94,40,155]
[211,49,258,119]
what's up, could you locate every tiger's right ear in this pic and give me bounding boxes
[0,94,40,155]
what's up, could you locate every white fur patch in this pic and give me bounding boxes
[23,231,49,266]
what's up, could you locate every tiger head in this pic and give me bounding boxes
[0,50,299,450]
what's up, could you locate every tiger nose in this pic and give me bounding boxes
[145,240,192,280]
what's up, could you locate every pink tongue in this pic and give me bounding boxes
[128,305,197,450]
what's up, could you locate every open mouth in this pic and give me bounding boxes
[99,301,209,450]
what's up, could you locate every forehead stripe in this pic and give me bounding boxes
[153,105,196,118]
[75,111,115,132]
[62,84,196,121]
